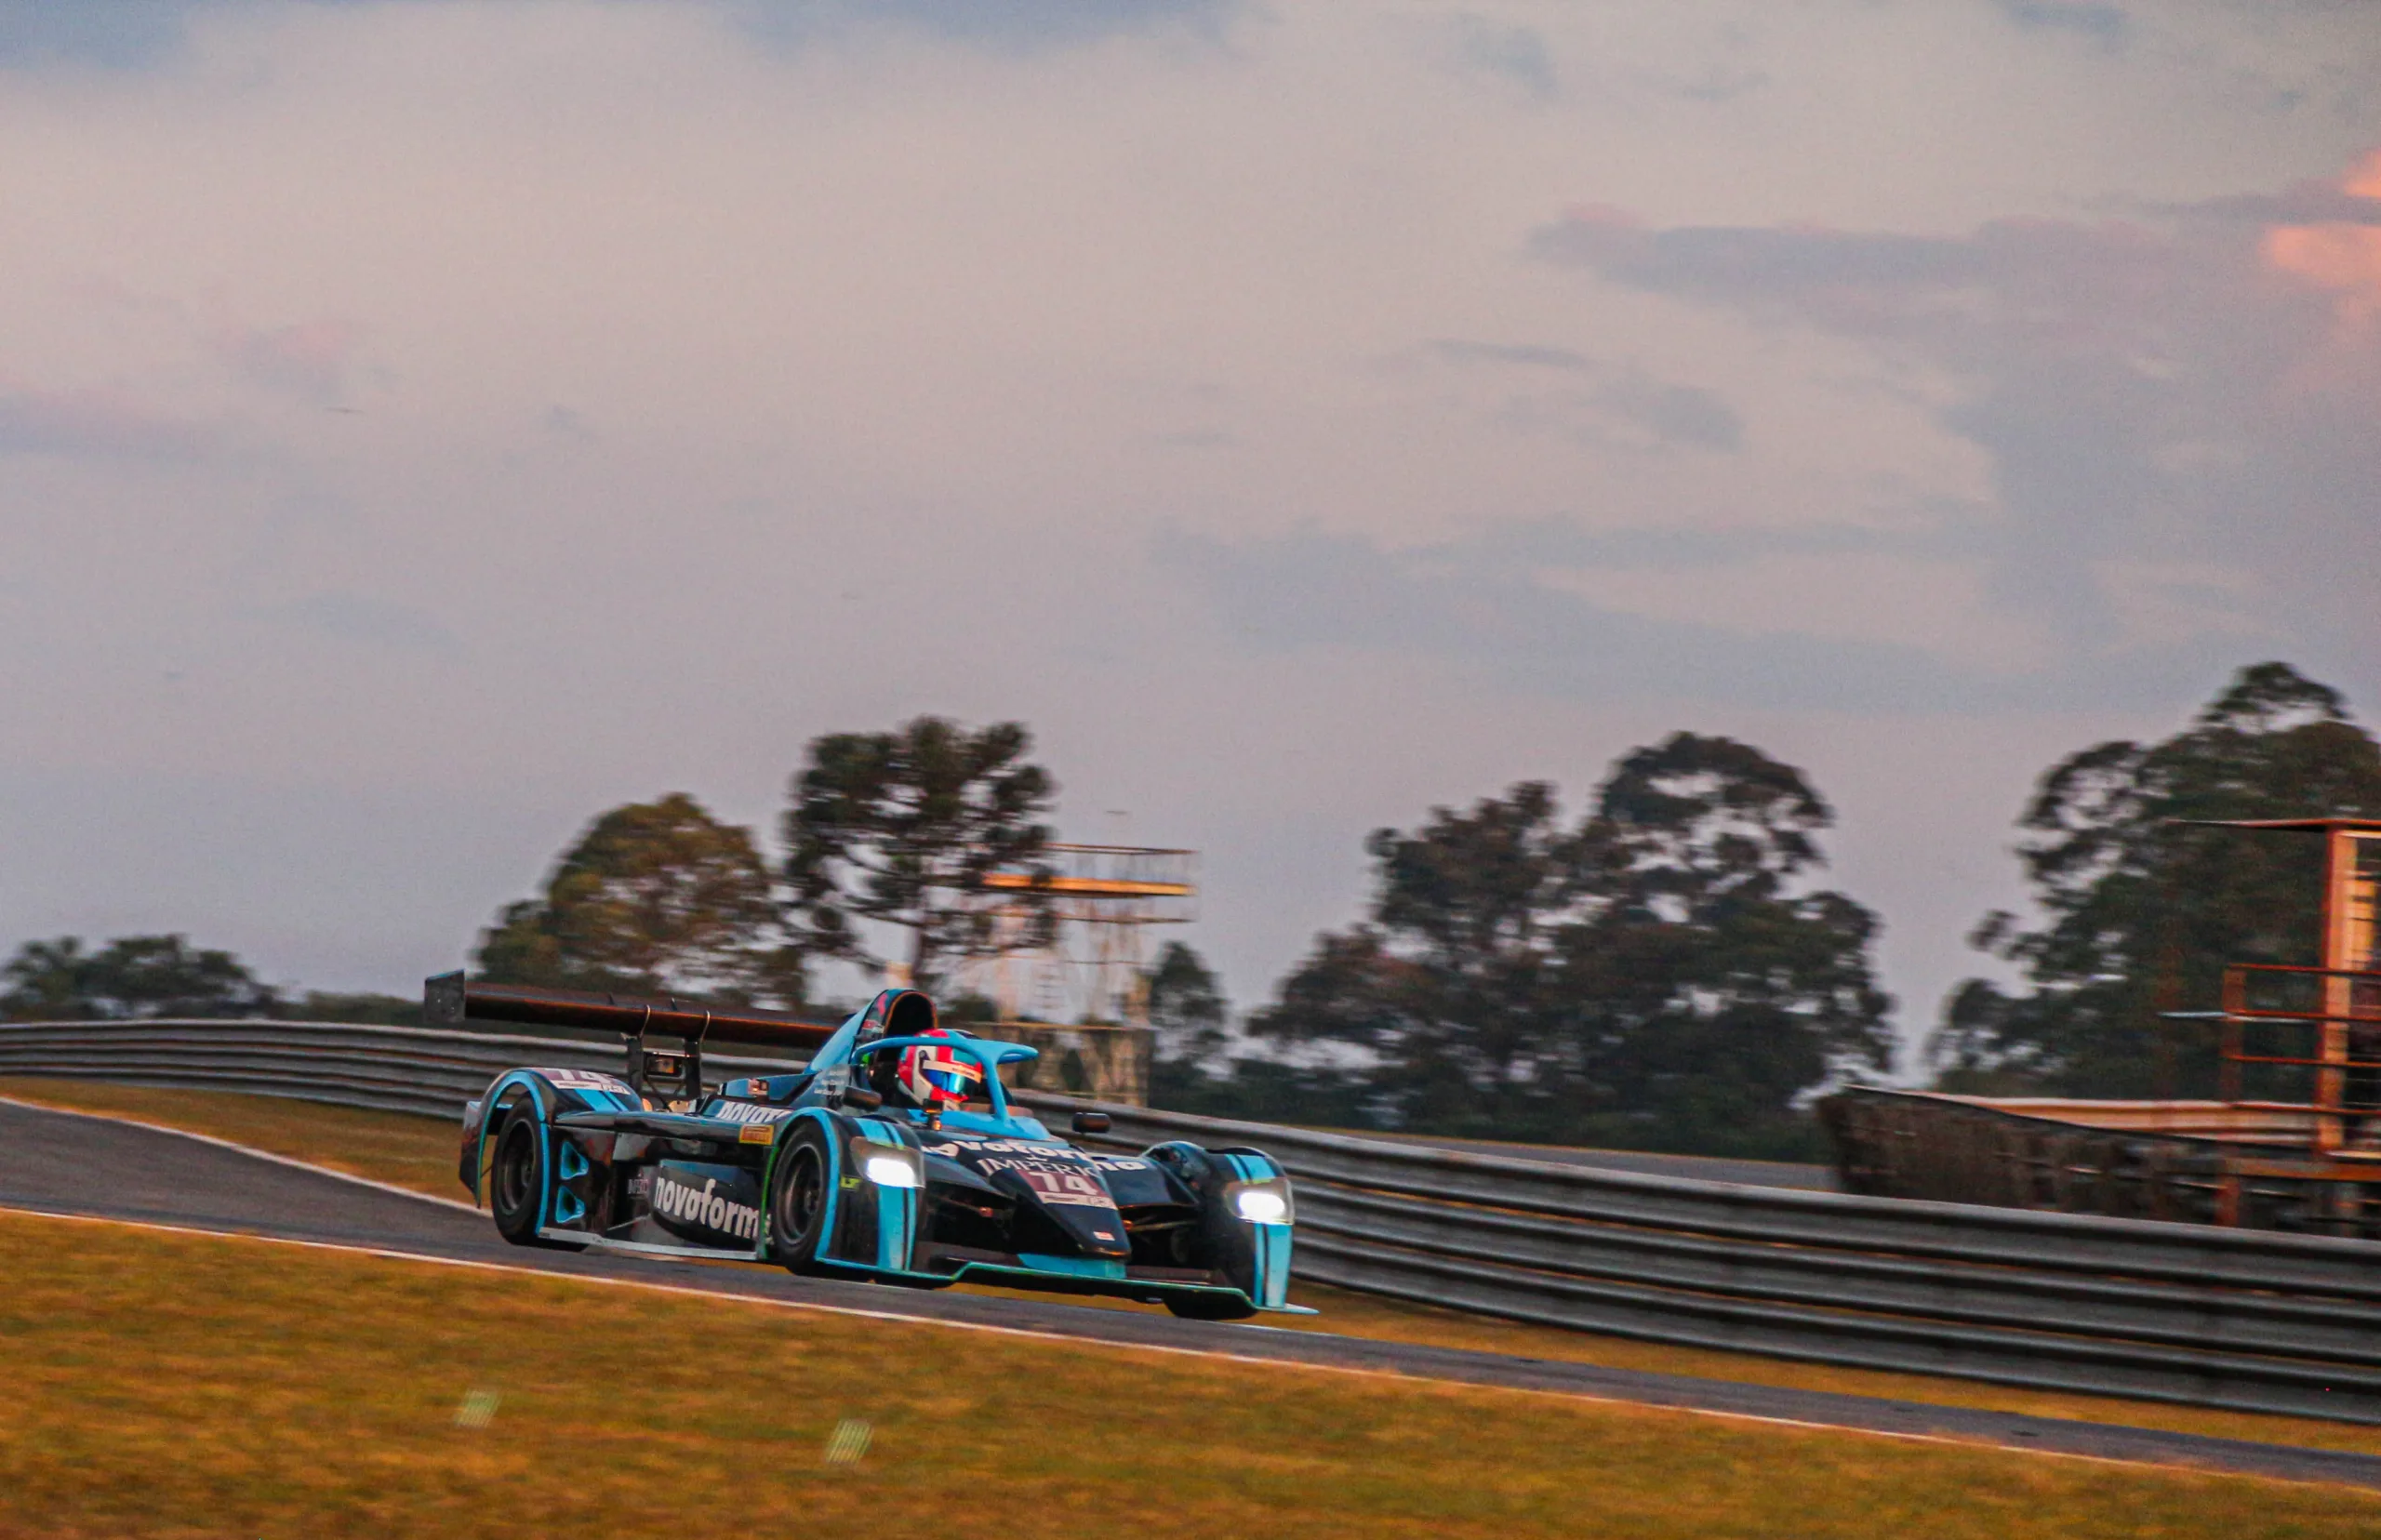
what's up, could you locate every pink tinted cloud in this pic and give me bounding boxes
[2261,151,2381,319]
[1527,147,2381,664]
[213,317,365,402]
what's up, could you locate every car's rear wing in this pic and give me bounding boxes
[425,972,839,1101]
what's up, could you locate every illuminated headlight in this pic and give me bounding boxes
[862,1152,922,1189]
[1230,1182,1292,1225]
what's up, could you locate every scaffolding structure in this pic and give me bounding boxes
[956,843,1196,1028]
[1827,818,2381,1234]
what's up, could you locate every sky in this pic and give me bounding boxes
[1,0,2375,1070]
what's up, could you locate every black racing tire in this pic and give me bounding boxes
[770,1121,835,1276]
[489,1109,568,1249]
[1164,1293,1259,1321]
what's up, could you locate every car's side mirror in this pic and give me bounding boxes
[843,1087,885,1112]
[1071,1111,1111,1135]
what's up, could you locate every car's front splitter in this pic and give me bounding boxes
[810,1254,1315,1314]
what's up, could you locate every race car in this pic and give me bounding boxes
[433,976,1304,1320]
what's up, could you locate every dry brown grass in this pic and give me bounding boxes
[3,1209,2376,1540]
[12,1076,2381,1461]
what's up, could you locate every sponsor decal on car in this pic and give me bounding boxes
[650,1171,762,1241]
[537,1068,638,1094]
[923,1135,1150,1174]
[738,1123,774,1145]
[708,1101,793,1125]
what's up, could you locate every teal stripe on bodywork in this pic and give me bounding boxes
[812,1110,841,1259]
[1221,1151,1290,1308]
[1254,1220,1291,1307]
[851,1117,916,1268]
[874,1181,912,1268]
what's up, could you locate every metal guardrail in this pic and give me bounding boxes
[10,1018,2381,1424]
[0,1018,808,1119]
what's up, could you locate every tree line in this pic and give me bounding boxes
[8,662,2376,1158]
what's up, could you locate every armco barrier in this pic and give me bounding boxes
[9,1018,2381,1424]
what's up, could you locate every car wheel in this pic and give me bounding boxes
[770,1122,834,1275]
[1163,1293,1258,1321]
[490,1109,566,1248]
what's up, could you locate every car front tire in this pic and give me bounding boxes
[490,1109,565,1248]
[770,1122,835,1275]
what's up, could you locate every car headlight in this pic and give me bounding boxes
[862,1151,922,1189]
[1230,1182,1292,1225]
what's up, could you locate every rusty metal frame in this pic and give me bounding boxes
[1829,819,2381,1231]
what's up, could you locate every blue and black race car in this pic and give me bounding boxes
[433,976,1303,1321]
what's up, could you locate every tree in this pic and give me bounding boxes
[1559,735,1894,1148]
[475,792,798,1005]
[1247,735,1894,1157]
[0,935,279,1020]
[1146,940,1230,1103]
[783,717,1057,992]
[1934,663,2381,1096]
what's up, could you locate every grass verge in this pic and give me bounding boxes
[5,1208,2379,1539]
[11,1076,2381,1459]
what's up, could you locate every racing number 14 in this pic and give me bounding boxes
[1018,1169,1110,1207]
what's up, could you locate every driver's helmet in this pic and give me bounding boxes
[898,1029,981,1109]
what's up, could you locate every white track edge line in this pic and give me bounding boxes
[0,1201,2366,1494]
[0,1093,483,1213]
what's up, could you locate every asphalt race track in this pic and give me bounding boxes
[7,1096,2379,1492]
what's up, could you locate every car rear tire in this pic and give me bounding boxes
[1164,1293,1259,1321]
[490,1109,567,1248]
[770,1122,834,1275]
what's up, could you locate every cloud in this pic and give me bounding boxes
[1592,369,1743,451]
[1993,0,2129,47]
[1155,523,2244,715]
[0,1,193,68]
[1426,339,1594,371]
[727,0,1237,53]
[247,592,459,653]
[0,384,206,461]
[1450,16,1559,100]
[1526,155,2381,662]
[0,0,1238,73]
[214,318,365,404]
[1674,67,1767,104]
[2259,151,2381,324]
[1457,514,1914,572]
[1427,339,1743,451]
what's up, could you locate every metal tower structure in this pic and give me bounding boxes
[958,843,1196,1027]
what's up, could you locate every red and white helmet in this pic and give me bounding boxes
[898,1029,982,1109]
